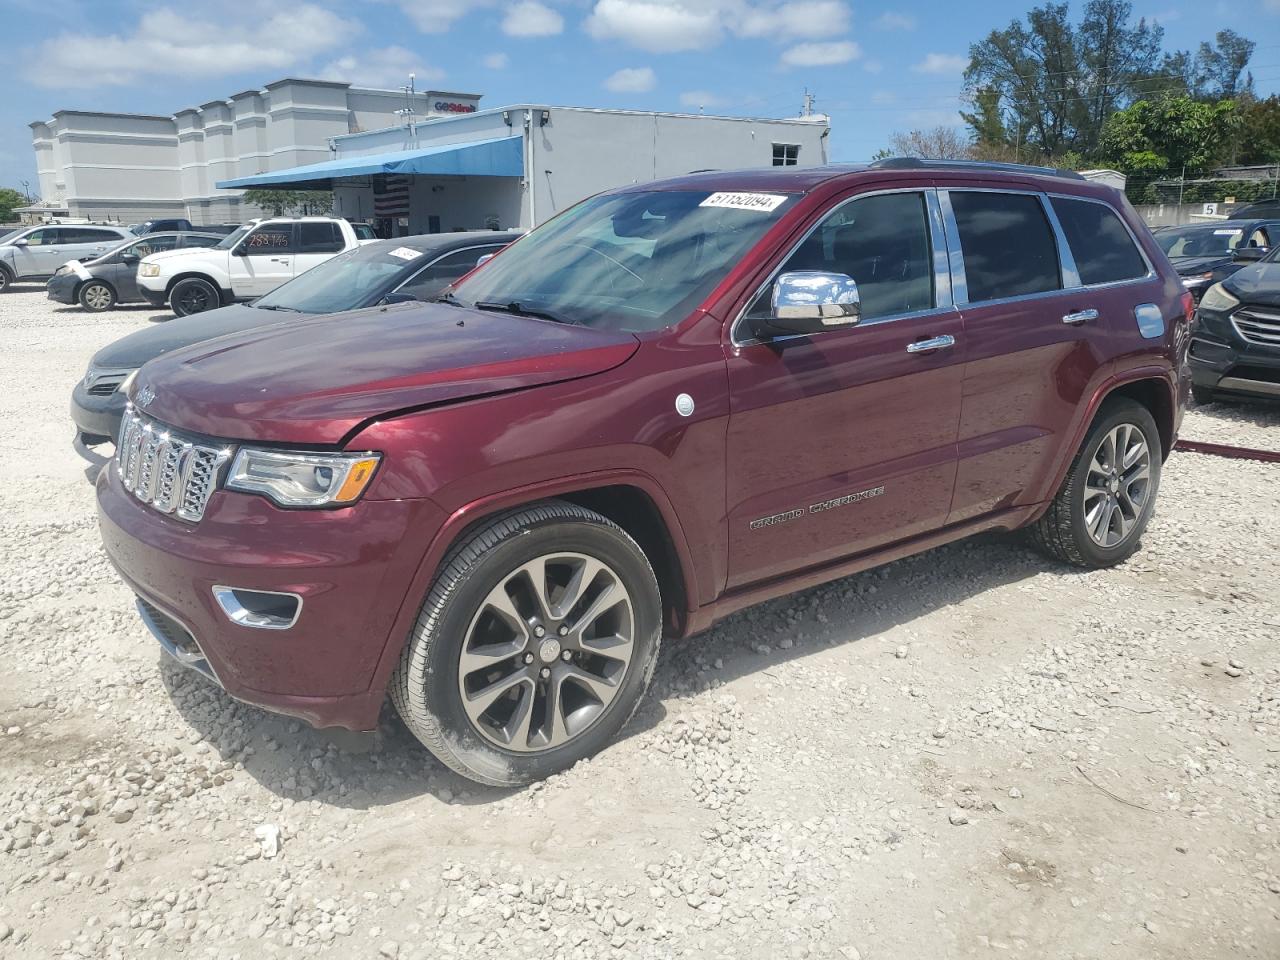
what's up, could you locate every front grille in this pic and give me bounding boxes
[116,406,230,522]
[1233,307,1280,347]
[88,375,127,397]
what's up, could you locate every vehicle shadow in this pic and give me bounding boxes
[49,303,173,322]
[1188,393,1280,424]
[158,529,1066,810]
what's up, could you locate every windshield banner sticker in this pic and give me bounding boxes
[700,192,788,212]
[1212,229,1243,235]
[387,246,424,262]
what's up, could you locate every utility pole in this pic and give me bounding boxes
[396,73,418,141]
[802,89,814,117]
[19,179,30,202]
[1178,164,1186,206]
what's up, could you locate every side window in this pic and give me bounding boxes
[244,227,295,254]
[950,191,1061,302]
[1050,197,1148,286]
[398,247,502,299]
[22,228,61,246]
[772,143,800,166]
[180,235,221,249]
[298,222,344,253]
[750,191,936,322]
[131,235,178,258]
[1248,226,1271,249]
[86,229,126,244]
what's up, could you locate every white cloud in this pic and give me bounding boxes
[586,0,721,52]
[912,52,967,74]
[483,52,510,69]
[738,1,851,39]
[31,5,357,87]
[779,40,860,68]
[679,89,728,108]
[874,12,916,30]
[321,46,444,89]
[604,66,657,92]
[502,0,565,36]
[397,0,491,33]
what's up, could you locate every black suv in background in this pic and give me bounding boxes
[1153,219,1279,300]
[1190,245,1280,404]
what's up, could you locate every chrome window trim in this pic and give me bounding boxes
[936,190,967,305]
[1043,191,1157,287]
[392,242,508,293]
[730,186,950,348]
[1039,196,1082,288]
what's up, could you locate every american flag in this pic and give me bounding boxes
[373,175,411,217]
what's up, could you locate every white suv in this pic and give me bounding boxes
[0,224,133,292]
[137,217,365,317]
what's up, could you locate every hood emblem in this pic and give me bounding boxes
[135,384,156,408]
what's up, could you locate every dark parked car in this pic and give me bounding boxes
[134,218,195,234]
[97,160,1189,786]
[1188,244,1280,404]
[1230,200,1280,220]
[72,231,511,450]
[47,232,223,311]
[1152,219,1279,300]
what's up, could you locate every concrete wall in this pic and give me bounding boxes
[1135,202,1265,227]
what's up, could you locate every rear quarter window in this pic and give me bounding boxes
[1051,197,1148,286]
[949,191,1061,302]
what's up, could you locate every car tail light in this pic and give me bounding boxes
[1180,291,1195,323]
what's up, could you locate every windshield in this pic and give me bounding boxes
[452,189,799,331]
[215,225,253,250]
[0,228,26,245]
[1156,226,1246,258]
[255,245,414,313]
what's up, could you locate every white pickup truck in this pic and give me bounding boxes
[137,217,369,317]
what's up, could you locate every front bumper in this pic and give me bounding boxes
[1189,305,1280,401]
[138,285,167,308]
[47,272,79,304]
[96,463,445,730]
[71,378,128,447]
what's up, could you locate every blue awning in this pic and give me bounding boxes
[215,136,523,189]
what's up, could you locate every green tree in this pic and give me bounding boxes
[1234,95,1280,166]
[0,187,26,224]
[1099,96,1243,199]
[240,189,333,216]
[1193,29,1255,100]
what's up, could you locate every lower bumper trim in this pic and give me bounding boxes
[1217,375,1280,398]
[135,597,222,686]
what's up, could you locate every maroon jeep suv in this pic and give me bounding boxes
[98,160,1191,785]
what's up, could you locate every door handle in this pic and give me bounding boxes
[1062,308,1099,326]
[269,257,291,264]
[906,334,956,354]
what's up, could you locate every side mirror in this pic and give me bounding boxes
[750,271,861,339]
[379,291,418,306]
[233,243,248,257]
[475,253,495,267]
[121,252,140,264]
[13,238,28,247]
[1233,247,1265,262]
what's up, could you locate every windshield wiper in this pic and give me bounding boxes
[256,304,302,313]
[472,300,577,325]
[435,291,465,307]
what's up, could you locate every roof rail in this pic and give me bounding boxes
[867,157,1085,181]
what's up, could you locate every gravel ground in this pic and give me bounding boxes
[1,285,1277,960]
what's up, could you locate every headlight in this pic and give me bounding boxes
[139,263,160,277]
[226,449,381,507]
[1181,272,1213,288]
[1198,282,1240,313]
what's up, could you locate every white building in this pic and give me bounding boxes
[217,104,831,235]
[29,78,482,223]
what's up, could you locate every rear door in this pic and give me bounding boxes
[62,228,126,263]
[944,187,1148,523]
[293,222,346,278]
[724,187,964,589]
[228,223,295,297]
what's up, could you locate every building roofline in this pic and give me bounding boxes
[330,102,827,144]
[263,77,351,91]
[43,109,174,122]
[349,85,485,99]
[228,89,264,100]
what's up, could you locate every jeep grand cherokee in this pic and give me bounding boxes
[97,160,1190,786]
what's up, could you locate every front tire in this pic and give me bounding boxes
[78,281,116,312]
[0,267,12,293]
[391,501,662,786]
[1029,398,1162,568]
[169,277,220,317]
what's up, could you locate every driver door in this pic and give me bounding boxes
[724,188,964,589]
[228,224,296,297]
[14,227,69,276]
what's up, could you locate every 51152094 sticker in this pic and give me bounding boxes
[699,192,788,213]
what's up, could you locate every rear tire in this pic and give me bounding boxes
[1028,398,1162,568]
[170,277,220,317]
[391,500,662,787]
[0,267,12,293]
[78,281,116,312]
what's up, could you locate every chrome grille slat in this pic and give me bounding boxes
[115,406,230,523]
[1234,308,1280,347]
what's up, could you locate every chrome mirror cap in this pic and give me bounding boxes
[772,271,861,326]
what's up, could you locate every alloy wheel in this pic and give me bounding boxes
[177,285,211,314]
[1082,423,1151,547]
[457,552,635,753]
[83,284,111,310]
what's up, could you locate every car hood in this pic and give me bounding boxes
[91,303,268,369]
[1224,262,1280,307]
[140,247,223,265]
[133,303,641,444]
[1169,254,1232,274]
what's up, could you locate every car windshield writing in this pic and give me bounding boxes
[216,226,253,250]
[1156,227,1242,258]
[255,247,410,313]
[452,190,798,332]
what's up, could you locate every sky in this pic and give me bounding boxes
[2,0,1278,194]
